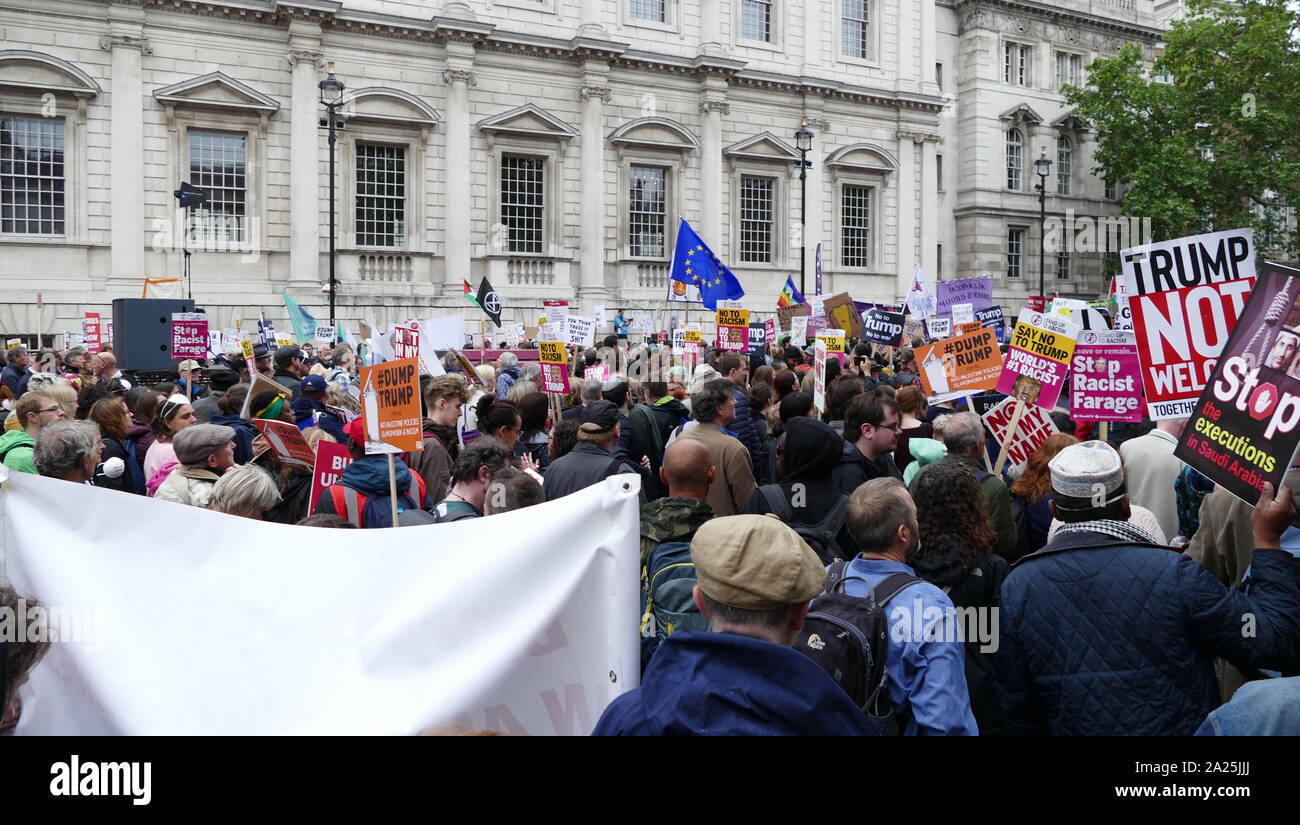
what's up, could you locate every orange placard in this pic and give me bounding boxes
[252,419,317,468]
[359,357,423,454]
[957,321,982,336]
[913,327,1003,400]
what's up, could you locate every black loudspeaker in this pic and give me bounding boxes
[111,298,197,371]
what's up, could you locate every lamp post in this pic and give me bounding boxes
[319,62,346,327]
[1033,147,1053,301]
[794,120,814,297]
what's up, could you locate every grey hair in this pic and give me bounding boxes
[33,421,100,478]
[846,477,913,554]
[697,589,796,631]
[940,412,984,457]
[518,361,541,383]
[209,464,282,516]
[498,351,518,368]
[26,372,64,390]
[692,379,734,423]
[65,346,88,360]
[580,378,603,403]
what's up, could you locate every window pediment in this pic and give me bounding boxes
[608,117,699,156]
[999,103,1043,127]
[0,50,100,99]
[153,72,280,118]
[342,87,441,130]
[723,131,801,165]
[825,143,897,176]
[477,103,577,150]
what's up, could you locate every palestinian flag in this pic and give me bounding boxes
[463,279,481,309]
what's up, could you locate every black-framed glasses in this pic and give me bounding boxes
[37,406,65,415]
[875,422,902,432]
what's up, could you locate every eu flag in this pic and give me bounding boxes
[669,218,745,310]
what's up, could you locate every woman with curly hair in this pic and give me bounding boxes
[912,460,1009,735]
[1009,433,1079,557]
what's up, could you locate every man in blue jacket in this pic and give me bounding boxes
[998,440,1300,736]
[716,353,767,482]
[593,514,876,736]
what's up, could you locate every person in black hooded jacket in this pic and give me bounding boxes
[744,416,857,563]
[911,459,1009,735]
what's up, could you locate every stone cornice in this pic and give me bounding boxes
[954,0,1165,41]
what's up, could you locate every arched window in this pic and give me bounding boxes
[1006,129,1023,190]
[1057,136,1073,196]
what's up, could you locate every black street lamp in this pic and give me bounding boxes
[794,120,814,297]
[319,61,346,328]
[1034,146,1053,301]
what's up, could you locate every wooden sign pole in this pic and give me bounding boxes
[1099,421,1109,444]
[387,453,400,526]
[993,399,1026,478]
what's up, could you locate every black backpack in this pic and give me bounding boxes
[758,485,849,565]
[793,562,923,736]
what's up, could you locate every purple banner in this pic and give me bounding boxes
[936,276,993,324]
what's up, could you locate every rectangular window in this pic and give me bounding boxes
[1004,43,1030,86]
[629,165,666,258]
[355,144,406,248]
[1007,228,1024,278]
[1057,247,1070,280]
[840,184,872,268]
[1060,53,1081,90]
[630,0,665,23]
[501,155,545,254]
[188,130,246,243]
[937,243,943,279]
[1105,178,1117,200]
[0,115,65,235]
[936,62,944,91]
[842,0,870,60]
[741,0,772,42]
[739,175,774,263]
[936,154,944,190]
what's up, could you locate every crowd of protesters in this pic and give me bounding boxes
[4,321,1300,737]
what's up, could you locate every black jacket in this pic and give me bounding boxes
[94,437,135,494]
[543,441,644,503]
[830,439,901,496]
[744,418,856,557]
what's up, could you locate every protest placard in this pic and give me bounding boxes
[207,330,221,358]
[789,314,808,343]
[936,276,992,323]
[860,309,906,347]
[503,323,525,347]
[1175,261,1300,506]
[5,337,21,349]
[764,317,777,341]
[447,350,487,387]
[1070,330,1143,423]
[823,292,865,338]
[914,326,1003,400]
[359,357,422,455]
[1121,228,1256,419]
[171,312,208,360]
[716,307,749,351]
[83,312,101,354]
[925,317,951,340]
[776,302,809,332]
[314,323,337,343]
[952,303,975,325]
[253,419,317,468]
[543,300,570,326]
[565,315,597,348]
[996,309,1080,410]
[275,333,294,349]
[956,321,982,336]
[683,324,702,366]
[538,341,570,395]
[976,306,1005,330]
[748,322,767,354]
[903,317,926,346]
[813,340,827,417]
[584,363,610,382]
[815,328,846,366]
[392,323,419,361]
[307,440,353,516]
[970,391,1009,418]
[982,396,1060,470]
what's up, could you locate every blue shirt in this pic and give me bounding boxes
[614,314,630,335]
[838,557,980,736]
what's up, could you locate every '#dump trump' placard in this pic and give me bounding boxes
[1120,228,1256,419]
[914,327,1003,401]
[996,309,1079,410]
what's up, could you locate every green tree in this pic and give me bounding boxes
[1066,0,1300,261]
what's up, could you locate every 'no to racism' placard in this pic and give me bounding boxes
[1175,261,1300,505]
[538,341,571,395]
[716,307,749,351]
[996,309,1080,410]
[1070,330,1143,423]
[1120,228,1256,419]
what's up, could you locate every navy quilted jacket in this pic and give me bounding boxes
[997,531,1300,736]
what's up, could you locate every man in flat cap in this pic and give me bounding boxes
[594,514,876,736]
[998,440,1300,735]
[192,367,240,424]
[154,423,237,509]
[543,400,643,503]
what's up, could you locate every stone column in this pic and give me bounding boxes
[920,136,939,288]
[442,66,475,291]
[578,0,606,35]
[699,86,728,249]
[920,0,938,94]
[102,30,149,289]
[895,133,918,300]
[579,79,611,297]
[802,111,829,296]
[802,0,822,74]
[287,42,323,288]
[896,0,915,91]
[700,0,723,56]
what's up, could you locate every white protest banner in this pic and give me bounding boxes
[981,395,1059,470]
[2,469,640,734]
[566,315,597,348]
[813,340,827,416]
[542,300,570,326]
[314,323,337,343]
[791,315,809,342]
[907,263,937,319]
[504,324,525,347]
[1120,228,1256,419]
[952,303,975,325]
[539,322,560,341]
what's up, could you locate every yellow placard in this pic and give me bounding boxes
[683,329,702,344]
[240,338,255,359]
[539,341,567,364]
[716,308,749,328]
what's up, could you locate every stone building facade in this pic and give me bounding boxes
[0,0,1162,343]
